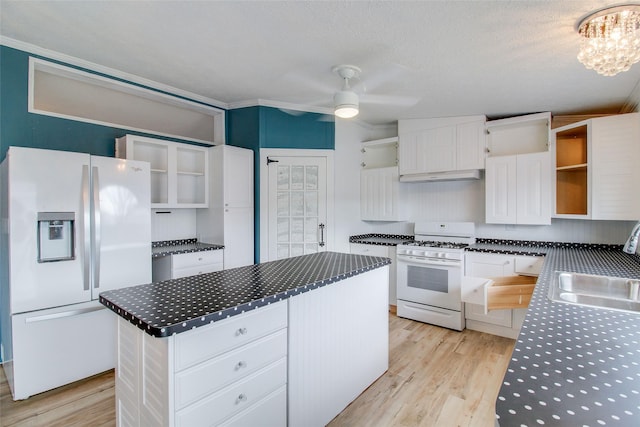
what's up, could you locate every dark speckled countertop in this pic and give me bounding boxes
[472,241,640,426]
[151,238,224,258]
[100,252,390,338]
[349,233,414,246]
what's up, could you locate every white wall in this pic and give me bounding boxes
[333,122,638,247]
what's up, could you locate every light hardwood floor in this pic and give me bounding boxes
[0,314,514,427]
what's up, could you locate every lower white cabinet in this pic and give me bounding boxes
[115,301,288,427]
[350,243,397,306]
[114,267,389,427]
[152,250,224,281]
[463,252,542,339]
[287,266,389,427]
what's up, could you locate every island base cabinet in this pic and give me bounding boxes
[115,301,288,427]
[287,266,389,427]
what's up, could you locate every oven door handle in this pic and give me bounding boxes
[397,255,461,267]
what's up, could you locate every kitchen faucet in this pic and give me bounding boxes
[623,221,640,255]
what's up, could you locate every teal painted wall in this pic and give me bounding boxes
[226,106,335,262]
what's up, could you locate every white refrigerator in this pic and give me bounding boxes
[0,146,151,400]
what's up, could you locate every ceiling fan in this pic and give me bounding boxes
[278,62,419,121]
[332,65,362,118]
[330,63,419,119]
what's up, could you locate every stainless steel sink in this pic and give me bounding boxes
[548,271,640,313]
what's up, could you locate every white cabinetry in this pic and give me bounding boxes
[553,112,640,220]
[152,250,224,281]
[485,113,551,225]
[116,134,209,208]
[486,152,551,225]
[398,115,486,181]
[115,301,288,427]
[288,266,388,427]
[350,243,397,306]
[197,145,254,268]
[360,137,405,221]
[463,252,541,339]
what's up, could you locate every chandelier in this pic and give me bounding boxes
[577,5,640,76]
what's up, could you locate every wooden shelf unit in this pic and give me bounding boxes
[554,124,588,216]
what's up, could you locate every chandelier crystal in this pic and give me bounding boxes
[577,5,640,76]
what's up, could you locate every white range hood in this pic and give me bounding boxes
[399,169,481,182]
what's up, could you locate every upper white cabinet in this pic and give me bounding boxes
[484,113,552,225]
[116,134,209,208]
[552,113,640,220]
[486,152,551,225]
[398,115,486,181]
[360,137,405,221]
[197,145,254,268]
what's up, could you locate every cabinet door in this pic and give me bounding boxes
[465,303,512,327]
[398,130,427,175]
[591,113,640,220]
[223,147,254,208]
[457,120,486,170]
[516,152,551,225]
[223,207,254,268]
[360,167,402,221]
[485,156,517,224]
[423,126,456,173]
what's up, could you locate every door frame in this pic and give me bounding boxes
[259,148,335,263]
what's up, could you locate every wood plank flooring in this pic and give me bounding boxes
[0,315,514,427]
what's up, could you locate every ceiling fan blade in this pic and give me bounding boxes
[360,93,420,107]
[353,62,415,94]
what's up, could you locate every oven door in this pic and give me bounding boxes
[397,255,462,311]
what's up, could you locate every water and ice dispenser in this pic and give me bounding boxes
[37,212,75,262]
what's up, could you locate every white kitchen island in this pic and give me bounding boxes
[100,252,390,427]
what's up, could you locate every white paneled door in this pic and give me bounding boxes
[267,156,328,260]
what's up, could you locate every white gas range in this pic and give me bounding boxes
[396,222,475,331]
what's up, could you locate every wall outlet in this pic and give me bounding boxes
[505,224,517,231]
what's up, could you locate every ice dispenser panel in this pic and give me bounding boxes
[37,212,75,262]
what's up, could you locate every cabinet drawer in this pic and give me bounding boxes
[514,256,544,276]
[173,263,223,279]
[462,275,536,314]
[172,250,223,270]
[487,276,536,311]
[219,385,287,427]
[175,329,287,409]
[174,301,287,371]
[350,243,389,257]
[175,358,287,427]
[465,302,512,327]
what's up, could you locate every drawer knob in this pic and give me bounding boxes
[198,257,203,261]
[235,360,247,370]
[236,327,248,336]
[236,393,247,404]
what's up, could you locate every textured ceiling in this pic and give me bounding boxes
[2,0,640,125]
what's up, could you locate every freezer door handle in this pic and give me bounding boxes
[92,166,101,289]
[24,306,106,323]
[82,165,91,291]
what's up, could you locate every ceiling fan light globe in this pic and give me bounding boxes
[334,90,359,118]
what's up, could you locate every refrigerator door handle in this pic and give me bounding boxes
[24,306,106,323]
[82,165,91,291]
[92,166,101,290]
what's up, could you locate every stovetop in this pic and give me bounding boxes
[400,240,470,249]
